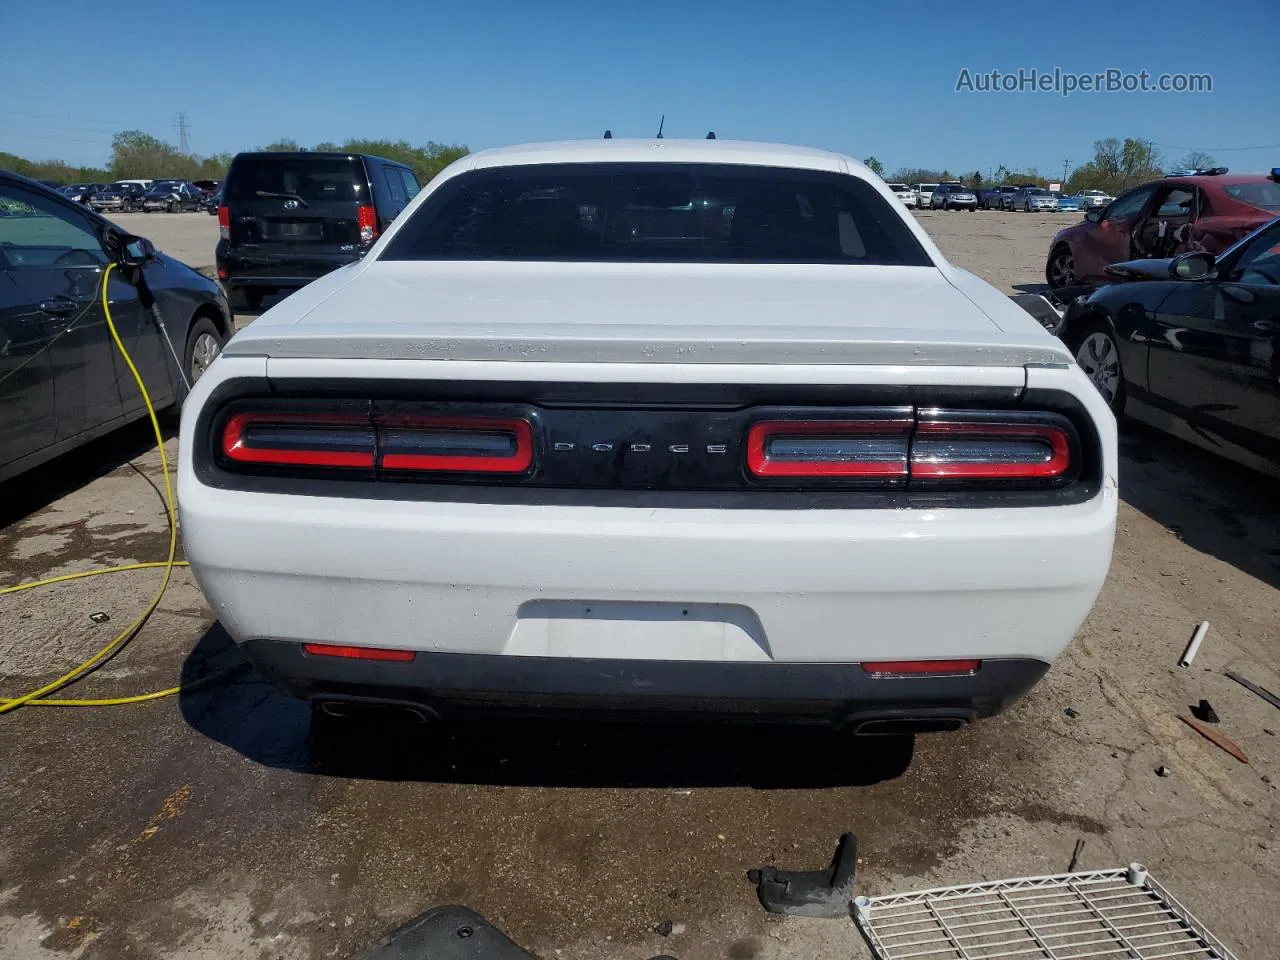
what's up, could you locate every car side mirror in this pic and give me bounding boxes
[116,234,157,268]
[1171,251,1215,280]
[1084,209,1104,224]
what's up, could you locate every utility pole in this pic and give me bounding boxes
[1061,158,1070,185]
[175,112,190,154]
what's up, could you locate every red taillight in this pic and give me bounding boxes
[302,643,415,662]
[862,659,981,678]
[911,420,1071,480]
[746,420,911,478]
[357,205,377,244]
[378,416,533,473]
[221,412,376,468]
[746,415,1073,483]
[217,204,230,240]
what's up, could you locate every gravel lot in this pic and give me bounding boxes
[1,209,1276,960]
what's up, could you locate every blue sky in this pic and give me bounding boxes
[4,0,1277,178]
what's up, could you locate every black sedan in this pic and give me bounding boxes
[140,180,204,212]
[0,171,234,483]
[1054,216,1280,476]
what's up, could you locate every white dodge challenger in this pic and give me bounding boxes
[179,139,1117,734]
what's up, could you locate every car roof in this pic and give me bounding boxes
[232,151,411,169]
[463,139,855,175]
[1159,173,1271,191]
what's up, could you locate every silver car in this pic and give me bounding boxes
[1015,187,1058,212]
[930,184,978,211]
[1077,189,1113,210]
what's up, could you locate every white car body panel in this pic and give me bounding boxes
[180,139,1117,721]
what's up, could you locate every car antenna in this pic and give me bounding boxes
[706,131,716,139]
[603,129,612,139]
[656,115,664,139]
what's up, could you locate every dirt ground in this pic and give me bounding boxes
[1,210,1276,960]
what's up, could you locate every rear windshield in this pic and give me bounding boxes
[226,155,365,203]
[381,163,930,266]
[1223,181,1280,213]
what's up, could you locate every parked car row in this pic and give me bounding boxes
[887,181,1103,214]
[52,178,221,214]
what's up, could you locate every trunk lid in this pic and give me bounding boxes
[226,261,1068,366]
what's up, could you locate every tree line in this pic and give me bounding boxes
[6,131,1211,199]
[1,131,469,187]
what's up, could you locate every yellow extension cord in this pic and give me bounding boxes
[0,263,216,712]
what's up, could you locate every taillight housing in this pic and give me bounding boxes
[217,204,230,240]
[357,205,377,244]
[378,416,533,474]
[221,412,376,469]
[216,408,535,477]
[910,414,1073,482]
[745,411,1076,488]
[747,419,911,479]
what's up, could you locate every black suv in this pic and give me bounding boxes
[216,152,421,310]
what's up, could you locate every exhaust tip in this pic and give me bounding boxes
[853,716,969,736]
[315,699,439,725]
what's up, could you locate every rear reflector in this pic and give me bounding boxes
[302,643,416,662]
[378,416,533,473]
[221,412,375,468]
[746,420,911,478]
[357,205,377,244]
[911,421,1070,480]
[862,659,982,678]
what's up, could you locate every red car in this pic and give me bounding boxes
[1045,170,1280,289]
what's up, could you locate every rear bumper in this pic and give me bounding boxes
[182,485,1116,663]
[216,241,362,286]
[243,640,1049,727]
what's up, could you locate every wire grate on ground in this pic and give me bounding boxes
[853,865,1237,960]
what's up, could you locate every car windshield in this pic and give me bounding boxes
[920,183,938,190]
[225,155,363,202]
[1026,188,1051,196]
[147,182,178,193]
[382,163,931,266]
[1223,181,1280,213]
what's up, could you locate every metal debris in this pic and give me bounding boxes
[1224,671,1280,711]
[89,612,111,624]
[854,864,1238,960]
